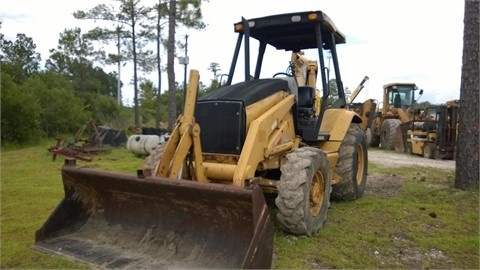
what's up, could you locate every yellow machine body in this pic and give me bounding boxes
[35,10,368,269]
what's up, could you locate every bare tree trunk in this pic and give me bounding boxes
[455,0,479,189]
[156,0,162,129]
[167,0,177,131]
[131,10,140,126]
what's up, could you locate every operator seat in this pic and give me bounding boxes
[297,86,316,117]
[393,93,402,108]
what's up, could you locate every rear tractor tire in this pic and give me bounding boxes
[331,123,368,201]
[275,147,331,236]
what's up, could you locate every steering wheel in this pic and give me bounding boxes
[273,63,294,78]
[273,72,292,78]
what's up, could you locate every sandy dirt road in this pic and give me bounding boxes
[368,148,455,171]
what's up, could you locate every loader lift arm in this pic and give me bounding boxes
[153,70,207,182]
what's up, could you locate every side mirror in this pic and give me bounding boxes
[414,89,424,104]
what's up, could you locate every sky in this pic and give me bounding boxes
[1,0,465,106]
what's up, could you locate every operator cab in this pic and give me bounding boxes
[383,82,423,112]
[202,10,349,143]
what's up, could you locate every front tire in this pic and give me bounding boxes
[423,143,435,159]
[406,142,413,155]
[275,147,331,236]
[380,119,402,150]
[331,124,368,201]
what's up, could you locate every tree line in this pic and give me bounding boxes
[1,0,477,189]
[1,0,223,145]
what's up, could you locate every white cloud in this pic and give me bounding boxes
[0,0,464,105]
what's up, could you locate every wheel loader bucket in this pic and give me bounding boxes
[34,162,274,269]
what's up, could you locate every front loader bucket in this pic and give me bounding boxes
[34,162,274,269]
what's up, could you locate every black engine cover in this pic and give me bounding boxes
[195,79,291,154]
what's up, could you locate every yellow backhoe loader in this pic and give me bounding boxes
[35,10,367,269]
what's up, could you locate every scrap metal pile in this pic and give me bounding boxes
[48,120,127,161]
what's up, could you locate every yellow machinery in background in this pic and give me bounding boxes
[405,99,459,159]
[346,76,377,145]
[370,82,424,149]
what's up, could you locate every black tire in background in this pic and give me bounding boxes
[365,128,372,148]
[331,123,368,201]
[380,119,402,150]
[406,142,413,155]
[275,147,331,236]
[370,120,381,147]
[423,142,435,159]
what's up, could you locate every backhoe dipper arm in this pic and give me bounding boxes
[291,51,318,88]
[349,75,369,103]
[154,69,207,182]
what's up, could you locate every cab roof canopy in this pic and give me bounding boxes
[234,10,346,51]
[383,82,418,89]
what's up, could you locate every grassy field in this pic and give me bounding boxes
[1,142,478,269]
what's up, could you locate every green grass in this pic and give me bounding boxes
[0,142,145,269]
[1,142,478,269]
[274,165,479,269]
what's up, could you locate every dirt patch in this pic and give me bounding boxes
[368,149,455,170]
[365,173,405,199]
[365,149,454,199]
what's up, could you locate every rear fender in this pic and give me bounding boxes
[319,109,363,183]
[320,109,362,143]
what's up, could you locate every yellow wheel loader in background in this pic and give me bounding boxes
[35,10,367,269]
[370,82,424,149]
